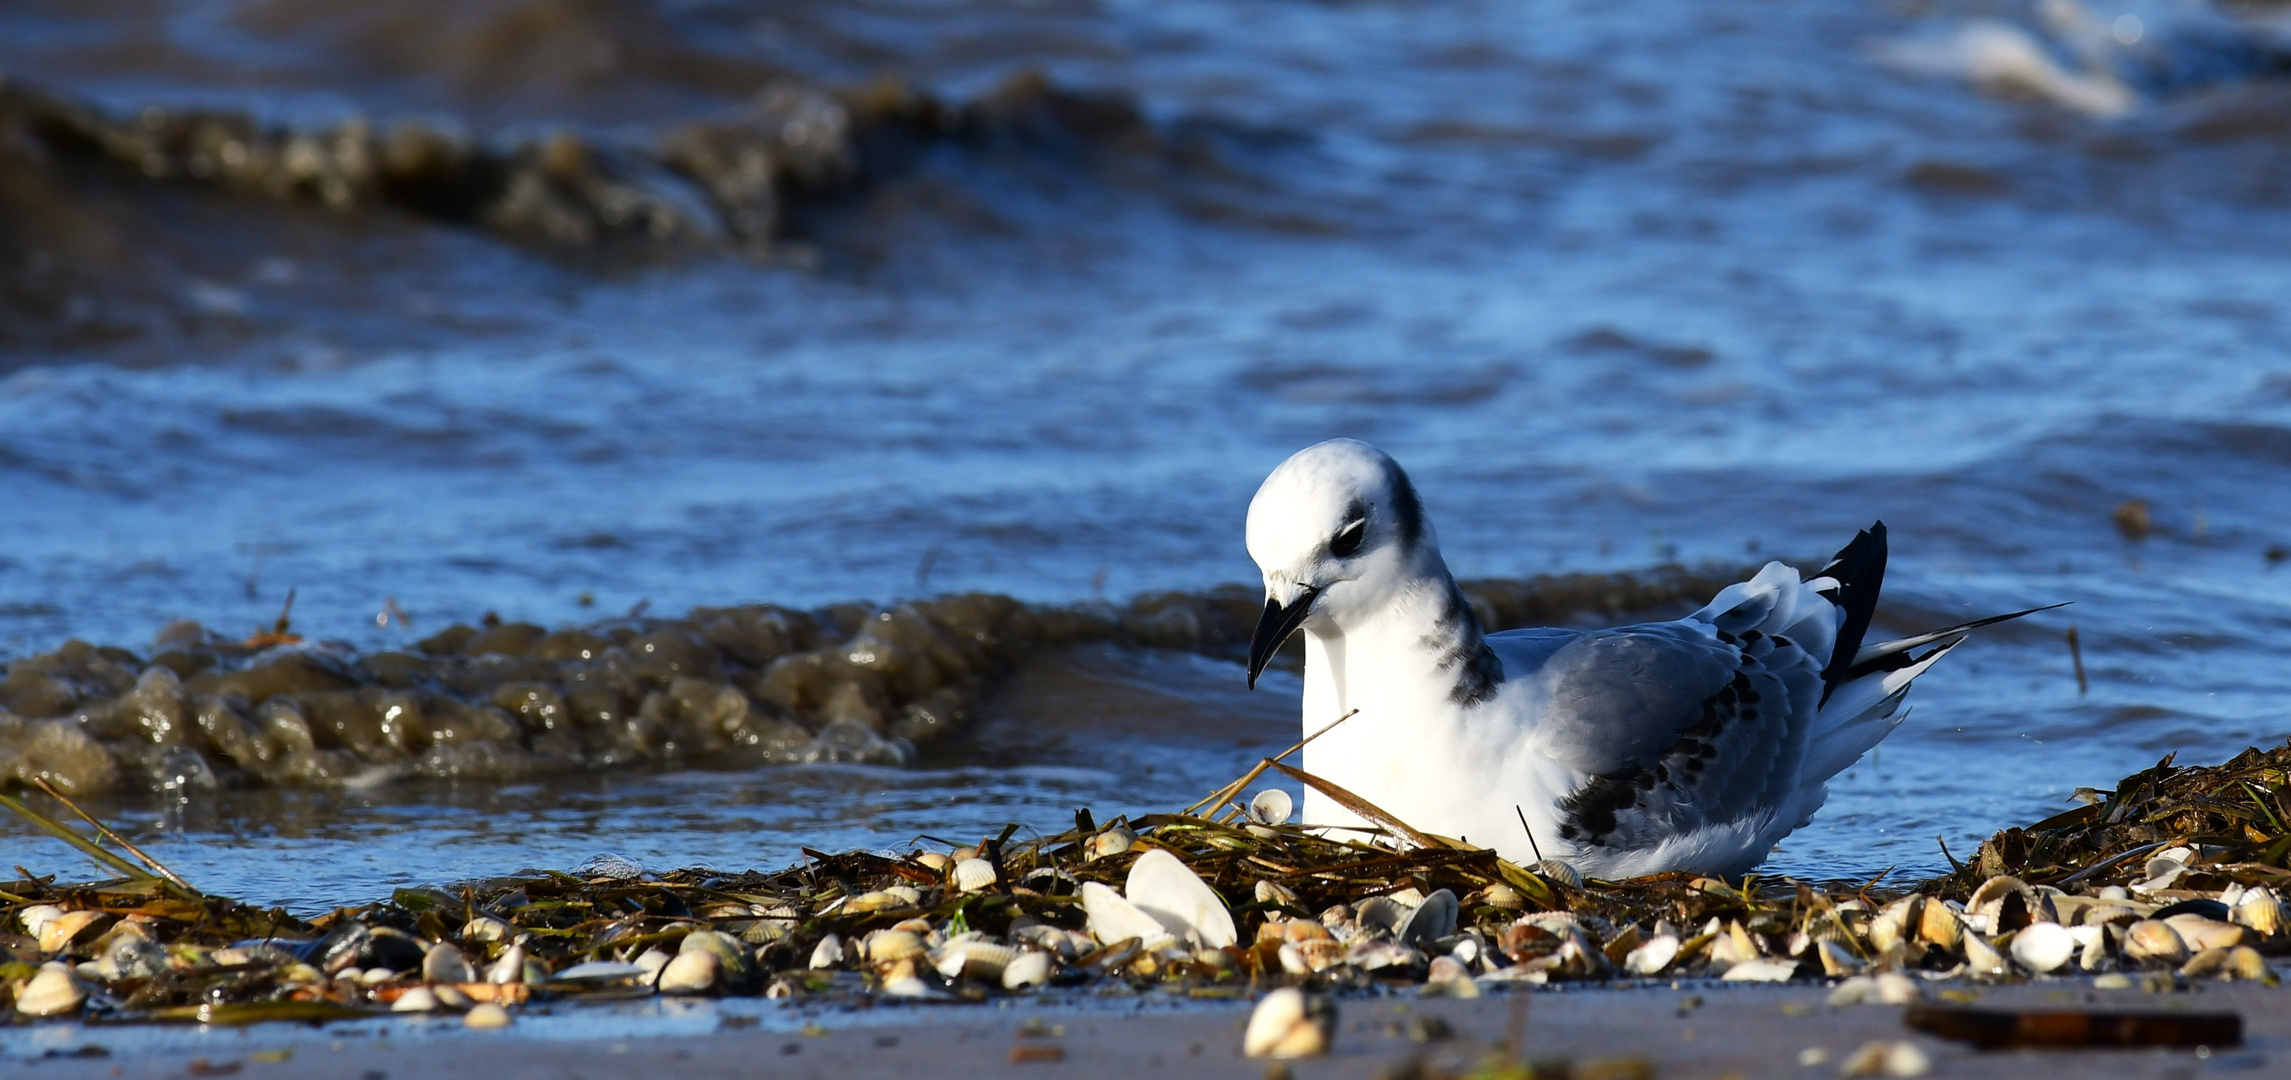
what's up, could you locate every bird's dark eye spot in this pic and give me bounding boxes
[1330,518,1367,558]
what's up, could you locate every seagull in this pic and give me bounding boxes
[1243,438,2054,879]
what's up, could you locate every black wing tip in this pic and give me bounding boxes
[1816,521,1890,702]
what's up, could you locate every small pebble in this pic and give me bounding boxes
[463,1003,512,1029]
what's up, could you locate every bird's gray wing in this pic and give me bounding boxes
[1493,621,1823,850]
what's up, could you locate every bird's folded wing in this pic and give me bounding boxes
[1506,623,1741,776]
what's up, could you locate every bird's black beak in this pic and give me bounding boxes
[1247,586,1320,689]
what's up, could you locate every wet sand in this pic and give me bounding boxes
[10,983,2278,1079]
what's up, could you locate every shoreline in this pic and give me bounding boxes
[8,981,2280,1079]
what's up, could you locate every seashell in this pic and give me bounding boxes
[1916,901,1963,951]
[2122,920,2189,966]
[1247,789,1293,826]
[845,890,910,913]
[2131,857,2187,894]
[1449,934,1483,968]
[1840,1040,1930,1078]
[913,852,951,872]
[2227,945,2273,983]
[1479,883,1525,910]
[1624,934,1679,976]
[17,905,65,940]
[1602,924,1643,966]
[1960,933,2009,979]
[1081,882,1174,949]
[95,934,170,980]
[1357,895,1410,938]
[1349,939,1427,973]
[2232,887,2283,938]
[1425,955,1479,996]
[1243,988,1334,1059]
[1833,971,1923,1006]
[1255,879,1297,907]
[392,986,441,1012]
[37,909,106,954]
[2079,902,2140,927]
[657,950,719,994]
[423,943,476,984]
[486,943,527,984]
[935,940,1018,982]
[2071,925,2108,972]
[2165,915,2246,952]
[1534,859,1584,888]
[952,858,999,894]
[1817,939,1863,977]
[634,947,673,977]
[680,930,753,981]
[2010,922,2076,974]
[1285,919,1333,943]
[1554,928,1609,978]
[463,1002,512,1029]
[1002,950,1053,989]
[1719,958,1798,982]
[1500,921,1559,963]
[1707,920,1761,971]
[358,967,395,986]
[433,984,474,1009]
[809,934,844,970]
[866,930,927,965]
[549,961,647,985]
[1276,943,1312,975]
[1086,825,1137,861]
[1868,896,1919,953]
[1395,889,1458,948]
[1126,849,1237,948]
[1295,938,1346,972]
[14,963,88,1017]
[462,916,512,943]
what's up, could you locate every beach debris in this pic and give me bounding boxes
[1906,1003,2242,1049]
[1124,849,1237,948]
[658,950,720,994]
[1243,988,1334,1059]
[13,963,91,1018]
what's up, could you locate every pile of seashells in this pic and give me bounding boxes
[9,740,2291,1025]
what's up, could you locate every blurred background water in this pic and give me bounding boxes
[3,0,2291,912]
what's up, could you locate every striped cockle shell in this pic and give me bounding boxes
[864,929,927,965]
[1255,879,1298,908]
[952,858,999,894]
[934,940,1018,981]
[13,963,88,1017]
[1478,883,1525,910]
[2232,887,2284,937]
[1868,896,1920,953]
[1917,900,1964,950]
[17,904,65,940]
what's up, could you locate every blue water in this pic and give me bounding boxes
[3,0,2291,908]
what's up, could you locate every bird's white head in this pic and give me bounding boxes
[1243,438,1444,687]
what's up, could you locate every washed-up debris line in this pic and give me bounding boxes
[5,738,2290,1026]
[0,68,1150,254]
[0,567,1748,795]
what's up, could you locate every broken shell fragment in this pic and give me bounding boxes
[1254,879,1297,907]
[1243,987,1333,1059]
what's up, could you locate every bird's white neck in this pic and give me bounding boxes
[1301,565,1497,722]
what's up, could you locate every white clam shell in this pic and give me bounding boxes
[1719,958,1798,982]
[1081,881,1173,948]
[2166,914,2247,952]
[952,858,999,893]
[392,986,441,1012]
[486,943,527,984]
[1001,950,1053,990]
[808,934,844,970]
[1085,825,1136,861]
[1247,789,1293,826]
[1395,889,1458,948]
[423,943,476,984]
[1124,849,1236,948]
[657,950,719,994]
[14,963,88,1018]
[2009,921,2076,974]
[2233,887,2283,937]
[1961,933,2010,979]
[1243,987,1331,1059]
[1623,933,1680,976]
